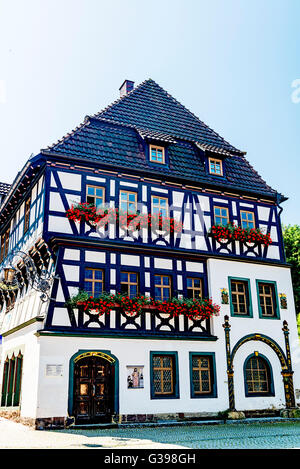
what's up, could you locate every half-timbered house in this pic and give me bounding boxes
[0,79,299,428]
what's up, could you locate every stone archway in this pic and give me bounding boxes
[222,317,296,410]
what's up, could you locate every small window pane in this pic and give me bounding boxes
[85,269,93,279]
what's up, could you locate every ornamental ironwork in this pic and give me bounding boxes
[0,250,58,303]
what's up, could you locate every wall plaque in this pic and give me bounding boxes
[46,364,63,377]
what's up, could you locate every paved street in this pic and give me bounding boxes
[0,418,300,449]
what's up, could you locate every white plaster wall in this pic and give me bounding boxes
[36,335,229,418]
[0,290,48,335]
[0,323,41,419]
[207,258,300,409]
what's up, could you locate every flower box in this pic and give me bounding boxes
[66,203,183,234]
[208,223,272,246]
[68,292,220,320]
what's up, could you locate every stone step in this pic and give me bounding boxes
[244,410,281,418]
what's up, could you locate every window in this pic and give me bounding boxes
[119,191,137,214]
[0,234,4,263]
[240,211,255,229]
[244,354,274,396]
[257,281,279,319]
[86,185,105,209]
[150,352,179,399]
[214,206,229,226]
[149,145,165,164]
[84,268,104,297]
[0,228,10,263]
[120,272,139,298]
[190,354,217,398]
[209,158,223,176]
[6,292,16,312]
[187,277,202,299]
[1,353,23,407]
[154,274,171,301]
[24,198,31,234]
[151,196,169,217]
[229,278,252,317]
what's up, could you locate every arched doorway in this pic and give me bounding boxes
[72,353,116,424]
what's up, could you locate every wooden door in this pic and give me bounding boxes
[73,356,114,423]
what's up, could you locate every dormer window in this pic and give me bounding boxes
[149,145,165,164]
[209,157,223,176]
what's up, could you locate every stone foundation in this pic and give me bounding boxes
[0,409,35,427]
[1,408,299,430]
[35,417,67,430]
[121,412,219,423]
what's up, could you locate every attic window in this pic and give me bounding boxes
[149,145,165,164]
[209,157,223,176]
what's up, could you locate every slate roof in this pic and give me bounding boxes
[44,79,280,200]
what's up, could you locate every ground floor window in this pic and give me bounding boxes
[150,352,179,399]
[1,352,23,407]
[244,353,274,397]
[189,353,217,398]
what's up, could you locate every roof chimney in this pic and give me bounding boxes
[119,80,134,97]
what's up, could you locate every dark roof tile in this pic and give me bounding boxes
[44,79,279,199]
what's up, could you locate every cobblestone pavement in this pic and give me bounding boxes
[0,418,300,449]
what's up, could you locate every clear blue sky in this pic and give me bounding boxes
[0,0,299,225]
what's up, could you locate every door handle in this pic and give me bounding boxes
[92,384,96,396]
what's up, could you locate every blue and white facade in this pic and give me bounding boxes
[0,79,299,428]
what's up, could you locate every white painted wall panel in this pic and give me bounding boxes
[154,258,173,270]
[57,171,81,190]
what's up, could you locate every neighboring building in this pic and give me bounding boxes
[0,182,11,206]
[0,79,299,428]
[0,182,11,364]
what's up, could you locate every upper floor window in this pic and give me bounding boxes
[257,281,279,319]
[240,210,255,229]
[6,292,16,312]
[84,268,104,297]
[24,197,31,234]
[120,272,139,298]
[149,145,165,164]
[119,191,137,214]
[86,185,105,209]
[0,228,10,263]
[187,277,203,299]
[209,158,223,176]
[214,206,229,226]
[229,278,252,317]
[154,274,171,301]
[151,196,169,217]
